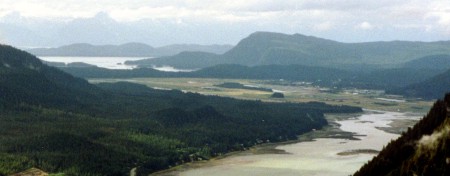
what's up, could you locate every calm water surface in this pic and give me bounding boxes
[39,56,146,69]
[39,56,195,72]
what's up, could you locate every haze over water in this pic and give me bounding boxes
[39,56,145,69]
[39,56,195,72]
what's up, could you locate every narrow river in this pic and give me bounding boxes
[156,110,420,176]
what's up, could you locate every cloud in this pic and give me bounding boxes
[1,0,450,47]
[423,1,450,33]
[0,1,439,27]
[0,1,416,22]
[356,22,374,30]
[314,22,334,31]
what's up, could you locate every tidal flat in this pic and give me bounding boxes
[153,111,420,176]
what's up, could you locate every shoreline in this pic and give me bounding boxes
[151,110,420,176]
[150,112,365,176]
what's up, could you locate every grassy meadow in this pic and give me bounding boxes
[89,77,433,113]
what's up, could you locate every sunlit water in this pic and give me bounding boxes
[171,111,419,176]
[150,65,197,72]
[39,56,196,72]
[39,56,146,69]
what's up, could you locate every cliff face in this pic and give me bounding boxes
[354,93,450,176]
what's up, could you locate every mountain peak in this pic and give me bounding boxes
[245,31,298,41]
[119,42,154,49]
[220,31,341,66]
[245,31,338,43]
[61,43,95,48]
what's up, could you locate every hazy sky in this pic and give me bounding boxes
[1,0,450,47]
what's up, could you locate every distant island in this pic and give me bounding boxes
[26,43,233,57]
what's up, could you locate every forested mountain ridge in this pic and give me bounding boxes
[402,54,450,70]
[127,32,450,70]
[387,69,450,100]
[0,44,102,109]
[0,45,362,176]
[57,63,446,95]
[354,93,450,176]
[336,68,446,90]
[59,64,352,84]
[26,43,233,57]
[124,51,221,69]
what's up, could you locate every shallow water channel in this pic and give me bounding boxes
[156,110,420,176]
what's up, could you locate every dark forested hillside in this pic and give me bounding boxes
[354,93,450,176]
[388,69,450,100]
[127,32,450,70]
[125,51,221,69]
[0,45,101,109]
[0,45,362,176]
[402,54,450,70]
[58,63,445,92]
[58,64,352,84]
[336,68,446,90]
[190,64,351,82]
[60,66,177,78]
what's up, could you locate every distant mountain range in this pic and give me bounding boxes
[127,32,450,70]
[24,31,450,100]
[26,43,233,57]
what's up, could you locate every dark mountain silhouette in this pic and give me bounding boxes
[402,54,450,70]
[157,44,233,56]
[189,64,351,83]
[125,51,221,68]
[388,69,450,100]
[57,64,351,84]
[0,44,101,109]
[354,93,450,176]
[337,68,446,90]
[58,63,447,92]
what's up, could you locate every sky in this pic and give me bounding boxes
[1,0,450,47]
